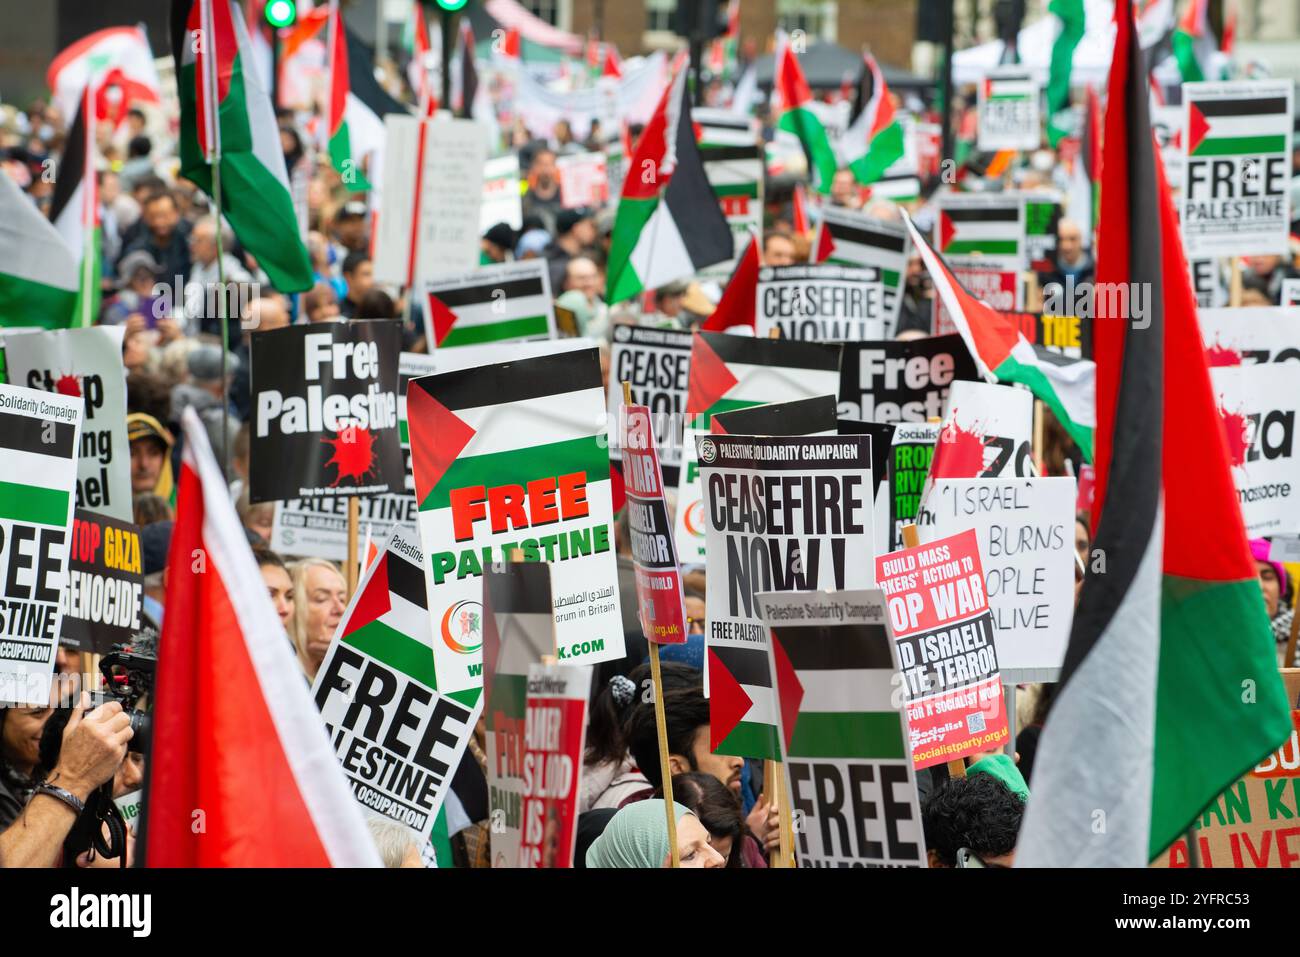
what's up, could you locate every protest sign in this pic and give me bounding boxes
[1181,80,1294,258]
[812,208,910,334]
[431,337,596,374]
[1155,670,1300,868]
[917,478,1076,680]
[1200,307,1300,366]
[997,310,1092,360]
[1024,198,1061,273]
[114,790,143,832]
[874,528,1010,769]
[698,434,875,757]
[272,352,435,560]
[837,336,978,424]
[933,193,1026,335]
[250,321,404,503]
[425,260,556,349]
[674,395,838,568]
[756,588,927,868]
[607,324,692,469]
[312,528,480,841]
[4,326,131,522]
[977,66,1040,152]
[1188,258,1229,309]
[695,108,761,149]
[685,332,843,422]
[754,264,886,342]
[841,420,897,561]
[483,561,554,867]
[60,509,144,654]
[887,422,940,553]
[407,348,625,700]
[480,154,523,232]
[556,151,609,209]
[0,383,82,706]
[1152,103,1185,190]
[511,52,667,140]
[930,380,1035,482]
[1211,362,1300,535]
[518,662,591,868]
[622,403,687,644]
[1283,279,1300,308]
[373,114,490,285]
[700,145,764,281]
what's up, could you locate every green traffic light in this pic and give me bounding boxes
[433,0,469,11]
[264,0,297,29]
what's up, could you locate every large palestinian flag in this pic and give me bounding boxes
[0,154,76,328]
[903,212,1095,461]
[1016,0,1292,868]
[605,64,732,305]
[774,36,837,193]
[684,331,842,424]
[325,0,371,192]
[49,88,100,328]
[170,0,313,292]
[839,53,904,186]
[406,348,624,703]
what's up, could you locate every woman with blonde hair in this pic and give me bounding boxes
[287,558,347,681]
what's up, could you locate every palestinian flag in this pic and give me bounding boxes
[332,531,437,689]
[813,207,909,326]
[406,348,621,701]
[937,202,1022,258]
[424,261,554,348]
[839,54,904,186]
[792,182,810,235]
[50,85,101,328]
[325,1,371,192]
[1066,85,1101,248]
[0,173,77,328]
[863,174,921,204]
[706,0,741,82]
[147,408,380,867]
[709,644,779,759]
[710,395,839,436]
[170,0,313,292]
[774,37,838,194]
[685,331,842,423]
[606,64,732,305]
[694,107,759,149]
[1186,90,1290,158]
[1016,0,1292,867]
[701,146,763,208]
[903,212,1095,461]
[343,24,409,192]
[1046,0,1087,146]
[409,0,438,114]
[1173,0,1232,83]
[47,25,161,128]
[701,233,760,332]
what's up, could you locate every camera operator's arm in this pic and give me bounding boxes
[0,694,133,868]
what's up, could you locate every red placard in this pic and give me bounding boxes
[621,404,688,644]
[874,528,1010,769]
[518,664,590,868]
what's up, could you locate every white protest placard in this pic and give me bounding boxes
[933,193,1026,335]
[480,154,523,232]
[813,208,911,333]
[1182,80,1294,258]
[373,115,490,285]
[0,384,82,706]
[700,144,764,282]
[1152,103,1185,190]
[1282,279,1300,308]
[1200,307,1300,365]
[424,259,556,348]
[930,379,1035,482]
[1188,258,1229,309]
[755,264,886,341]
[673,425,710,567]
[556,151,609,209]
[607,324,692,469]
[977,66,1040,152]
[1210,362,1300,536]
[3,326,131,522]
[917,477,1076,681]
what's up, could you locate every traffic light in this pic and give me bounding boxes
[672,0,727,41]
[264,0,297,29]
[432,0,469,11]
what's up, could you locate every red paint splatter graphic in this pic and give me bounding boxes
[931,410,988,478]
[55,373,81,397]
[1205,338,1242,368]
[1218,402,1251,469]
[322,427,378,487]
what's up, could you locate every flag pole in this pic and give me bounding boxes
[902,521,967,780]
[623,379,680,867]
[80,81,97,329]
[346,495,360,598]
[202,0,231,480]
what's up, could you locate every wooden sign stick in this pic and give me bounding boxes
[623,380,680,867]
[1228,257,1243,309]
[901,522,966,780]
[345,496,360,599]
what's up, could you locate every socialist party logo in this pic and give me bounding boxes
[441,599,483,654]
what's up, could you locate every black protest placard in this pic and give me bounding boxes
[60,509,144,654]
[250,321,404,503]
[607,323,693,469]
[711,395,838,436]
[837,336,979,424]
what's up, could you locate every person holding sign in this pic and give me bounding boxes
[585,799,725,868]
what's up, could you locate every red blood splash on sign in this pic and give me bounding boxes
[1218,404,1250,469]
[931,412,987,478]
[322,427,378,486]
[1205,339,1242,367]
[55,373,81,397]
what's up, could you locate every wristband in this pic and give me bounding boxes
[33,783,86,816]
